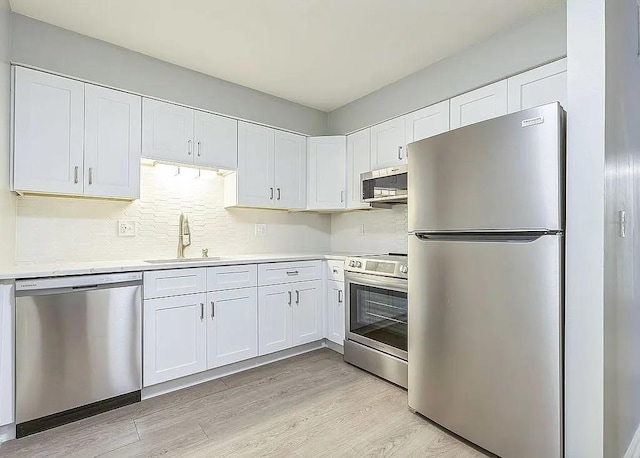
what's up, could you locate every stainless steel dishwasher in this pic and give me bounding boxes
[15,272,142,438]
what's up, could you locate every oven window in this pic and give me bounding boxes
[362,173,408,200]
[349,283,407,351]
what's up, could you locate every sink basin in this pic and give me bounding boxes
[145,257,221,264]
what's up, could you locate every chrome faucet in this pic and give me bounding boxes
[177,213,191,259]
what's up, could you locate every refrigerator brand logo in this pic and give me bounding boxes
[521,116,545,128]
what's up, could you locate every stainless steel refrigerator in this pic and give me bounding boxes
[407,103,565,458]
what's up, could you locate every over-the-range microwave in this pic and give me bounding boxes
[361,165,407,205]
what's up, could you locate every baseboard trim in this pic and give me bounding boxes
[325,339,344,355]
[0,424,15,444]
[142,340,326,400]
[624,422,640,458]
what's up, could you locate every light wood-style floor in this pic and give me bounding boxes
[0,349,488,457]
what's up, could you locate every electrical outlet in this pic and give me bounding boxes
[359,224,365,236]
[118,220,136,237]
[255,224,267,237]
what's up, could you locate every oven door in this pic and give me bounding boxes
[345,271,408,360]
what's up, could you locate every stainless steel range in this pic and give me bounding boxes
[343,254,408,388]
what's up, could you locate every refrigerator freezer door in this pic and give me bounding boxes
[408,233,563,458]
[408,103,564,232]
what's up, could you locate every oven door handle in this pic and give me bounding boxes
[344,272,408,293]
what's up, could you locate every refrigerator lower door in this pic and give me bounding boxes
[408,233,563,458]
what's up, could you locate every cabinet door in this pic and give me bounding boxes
[143,293,207,386]
[346,129,371,210]
[274,131,307,209]
[326,280,345,346]
[370,116,406,169]
[292,280,323,346]
[142,98,194,163]
[207,288,258,369]
[507,59,567,113]
[13,67,85,195]
[0,284,14,427]
[258,284,292,355]
[450,80,508,129]
[84,84,141,199]
[194,111,238,170]
[405,100,450,145]
[237,122,275,208]
[307,136,346,210]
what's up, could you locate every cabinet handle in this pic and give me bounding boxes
[338,290,343,303]
[288,291,292,306]
[398,146,403,160]
[74,166,79,184]
[340,190,344,203]
[188,140,193,155]
[277,188,281,200]
[270,187,274,200]
[200,303,204,321]
[197,141,201,157]
[286,270,299,276]
[88,167,93,185]
[295,290,300,305]
[211,301,215,319]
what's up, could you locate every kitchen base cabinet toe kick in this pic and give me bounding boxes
[143,261,326,390]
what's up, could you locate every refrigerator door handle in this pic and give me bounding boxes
[413,231,559,243]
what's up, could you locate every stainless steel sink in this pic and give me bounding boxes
[144,257,221,264]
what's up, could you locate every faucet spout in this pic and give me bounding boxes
[177,213,191,259]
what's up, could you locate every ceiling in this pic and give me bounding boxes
[9,0,564,112]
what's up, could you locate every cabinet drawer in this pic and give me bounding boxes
[258,261,321,286]
[326,260,345,282]
[207,264,258,291]
[144,268,206,299]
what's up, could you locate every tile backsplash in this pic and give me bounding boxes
[15,165,332,264]
[330,205,408,254]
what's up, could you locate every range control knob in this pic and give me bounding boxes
[355,261,363,268]
[399,265,408,274]
[349,260,357,267]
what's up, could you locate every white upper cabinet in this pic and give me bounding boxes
[405,100,450,145]
[450,80,508,129]
[507,59,568,114]
[234,122,276,208]
[370,116,406,169]
[13,67,85,195]
[142,98,194,164]
[346,129,371,210]
[84,85,141,199]
[274,131,307,209]
[194,111,238,169]
[307,136,347,210]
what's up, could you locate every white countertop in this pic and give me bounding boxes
[0,252,362,280]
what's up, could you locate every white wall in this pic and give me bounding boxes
[327,4,567,135]
[331,207,407,255]
[15,166,331,264]
[10,13,328,136]
[603,0,640,457]
[0,0,15,269]
[565,0,606,457]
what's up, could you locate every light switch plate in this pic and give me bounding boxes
[255,224,267,237]
[118,220,136,237]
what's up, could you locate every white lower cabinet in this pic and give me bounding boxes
[292,281,323,346]
[143,293,207,387]
[206,288,258,369]
[258,284,293,355]
[258,280,323,356]
[0,283,14,427]
[326,280,345,346]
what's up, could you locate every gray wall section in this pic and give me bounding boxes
[0,0,15,268]
[327,4,567,134]
[10,13,328,136]
[604,0,640,456]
